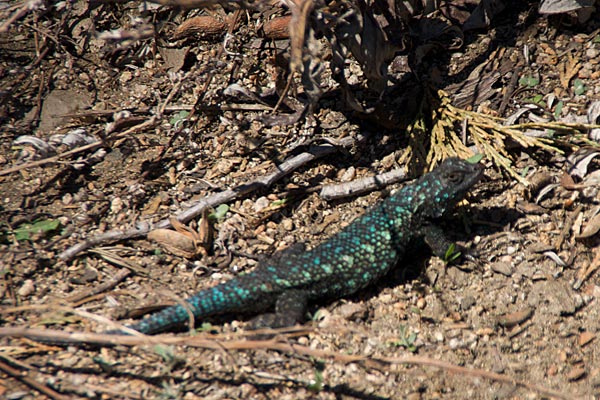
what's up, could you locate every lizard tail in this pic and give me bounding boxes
[119,277,265,335]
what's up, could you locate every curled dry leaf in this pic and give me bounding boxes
[148,228,197,258]
[560,172,583,191]
[196,209,213,256]
[567,149,600,179]
[587,100,600,141]
[539,0,596,14]
[147,214,213,258]
[262,16,291,39]
[14,135,57,158]
[576,209,600,239]
[172,15,228,40]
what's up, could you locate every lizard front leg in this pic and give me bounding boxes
[420,224,463,259]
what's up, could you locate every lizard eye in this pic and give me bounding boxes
[446,172,464,185]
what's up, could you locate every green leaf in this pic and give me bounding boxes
[169,110,189,127]
[153,345,177,363]
[196,322,218,333]
[209,204,229,221]
[573,79,586,95]
[307,362,325,392]
[270,198,288,207]
[519,76,539,87]
[390,324,418,353]
[13,219,61,241]
[467,153,484,164]
[553,100,564,119]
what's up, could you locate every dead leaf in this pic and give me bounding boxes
[576,209,600,239]
[262,15,291,39]
[148,228,197,258]
[567,149,600,179]
[147,215,213,258]
[560,172,581,190]
[539,0,596,14]
[196,209,213,257]
[142,194,166,215]
[463,0,506,31]
[559,53,582,89]
[171,15,227,40]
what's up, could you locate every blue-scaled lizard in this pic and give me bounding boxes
[123,157,483,334]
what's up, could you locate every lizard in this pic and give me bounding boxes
[120,157,484,335]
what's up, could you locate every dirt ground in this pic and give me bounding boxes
[1,1,600,399]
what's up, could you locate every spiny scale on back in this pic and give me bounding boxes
[122,157,483,335]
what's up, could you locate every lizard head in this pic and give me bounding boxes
[419,157,484,218]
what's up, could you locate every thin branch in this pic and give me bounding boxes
[138,0,257,8]
[0,141,103,177]
[66,267,131,303]
[0,0,44,34]
[320,168,409,200]
[0,355,70,400]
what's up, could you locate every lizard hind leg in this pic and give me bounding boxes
[247,289,309,329]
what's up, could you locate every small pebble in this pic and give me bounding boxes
[281,218,293,231]
[253,196,269,213]
[17,280,35,297]
[586,48,599,59]
[340,166,356,182]
[337,302,367,321]
[110,197,123,213]
[491,261,514,276]
[119,70,133,83]
[566,366,586,381]
[448,338,463,349]
[62,193,73,205]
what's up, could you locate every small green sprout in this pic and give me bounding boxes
[573,79,586,95]
[9,219,61,241]
[519,75,539,87]
[209,204,229,221]
[270,198,288,207]
[391,324,418,353]
[307,361,325,392]
[553,100,564,119]
[169,110,189,128]
[443,243,462,263]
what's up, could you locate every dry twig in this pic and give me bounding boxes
[0,356,70,400]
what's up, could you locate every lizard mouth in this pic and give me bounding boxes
[471,162,485,182]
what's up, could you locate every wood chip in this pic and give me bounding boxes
[497,308,534,328]
[578,331,595,347]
